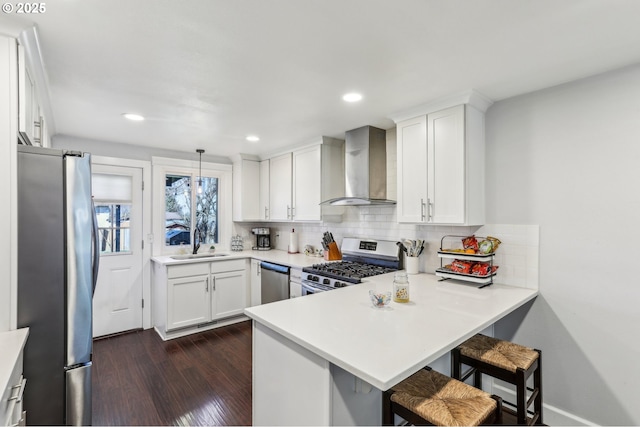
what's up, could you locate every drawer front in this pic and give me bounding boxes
[1,350,24,426]
[167,262,210,279]
[210,259,245,274]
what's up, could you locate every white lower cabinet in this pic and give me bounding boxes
[211,270,246,320]
[153,259,248,340]
[167,271,211,330]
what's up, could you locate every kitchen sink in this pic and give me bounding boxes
[170,253,229,260]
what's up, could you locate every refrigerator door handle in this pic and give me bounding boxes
[91,199,100,297]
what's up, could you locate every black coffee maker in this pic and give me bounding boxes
[251,227,271,250]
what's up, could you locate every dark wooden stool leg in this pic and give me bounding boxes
[491,394,503,425]
[534,350,543,425]
[382,389,394,426]
[452,347,461,379]
[474,368,483,389]
[516,368,527,425]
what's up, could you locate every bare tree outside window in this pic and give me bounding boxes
[165,174,219,246]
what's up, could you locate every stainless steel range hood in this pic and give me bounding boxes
[322,125,396,206]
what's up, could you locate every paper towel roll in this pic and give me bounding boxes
[288,228,299,253]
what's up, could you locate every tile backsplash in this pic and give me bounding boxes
[234,215,539,290]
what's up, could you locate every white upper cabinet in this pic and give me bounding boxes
[290,138,344,222]
[396,115,428,223]
[259,160,270,220]
[234,137,344,223]
[395,93,490,225]
[292,145,321,221]
[232,156,271,221]
[269,152,293,221]
[16,29,52,148]
[232,156,261,221]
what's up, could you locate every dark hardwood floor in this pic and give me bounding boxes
[93,320,524,426]
[92,321,252,426]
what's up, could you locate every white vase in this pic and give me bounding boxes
[405,257,419,275]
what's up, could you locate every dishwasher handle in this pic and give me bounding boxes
[260,261,290,275]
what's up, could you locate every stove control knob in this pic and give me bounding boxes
[306,274,314,281]
[335,282,344,288]
[312,276,319,282]
[323,278,330,285]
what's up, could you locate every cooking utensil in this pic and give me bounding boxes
[399,239,424,257]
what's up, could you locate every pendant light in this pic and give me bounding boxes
[196,149,205,194]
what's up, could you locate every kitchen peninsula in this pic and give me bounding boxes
[244,273,537,426]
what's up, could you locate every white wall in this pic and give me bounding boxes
[487,63,640,425]
[53,134,231,165]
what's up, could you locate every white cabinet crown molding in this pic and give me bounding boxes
[389,89,494,123]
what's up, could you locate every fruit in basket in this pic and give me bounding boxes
[464,248,476,254]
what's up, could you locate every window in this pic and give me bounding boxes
[92,172,133,254]
[164,174,219,246]
[96,203,132,253]
[153,157,232,255]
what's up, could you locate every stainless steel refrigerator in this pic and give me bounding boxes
[17,145,99,425]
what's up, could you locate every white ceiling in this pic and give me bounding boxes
[4,0,640,158]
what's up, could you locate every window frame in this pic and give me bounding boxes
[94,202,133,255]
[152,156,232,255]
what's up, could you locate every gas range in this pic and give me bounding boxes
[301,237,400,294]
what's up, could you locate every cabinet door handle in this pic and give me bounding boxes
[420,199,426,222]
[427,198,433,221]
[264,207,268,220]
[291,206,296,219]
[213,276,216,291]
[287,205,291,219]
[205,277,209,292]
[257,265,261,276]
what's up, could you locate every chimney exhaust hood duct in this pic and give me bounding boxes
[322,125,396,206]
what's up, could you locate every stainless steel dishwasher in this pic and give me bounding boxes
[260,261,290,304]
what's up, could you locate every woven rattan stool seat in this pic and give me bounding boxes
[459,334,539,373]
[389,369,497,426]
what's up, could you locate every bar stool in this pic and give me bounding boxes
[452,334,542,425]
[382,367,502,426]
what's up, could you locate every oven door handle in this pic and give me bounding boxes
[302,281,333,292]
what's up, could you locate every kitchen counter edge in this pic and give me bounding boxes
[151,249,322,269]
[244,274,538,391]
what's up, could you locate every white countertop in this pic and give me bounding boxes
[152,249,323,269]
[0,328,29,394]
[244,273,537,391]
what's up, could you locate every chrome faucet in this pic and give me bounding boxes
[193,227,201,254]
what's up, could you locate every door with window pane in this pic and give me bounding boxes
[92,165,143,337]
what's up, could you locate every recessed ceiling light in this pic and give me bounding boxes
[342,92,363,103]
[122,113,145,121]
[246,135,260,142]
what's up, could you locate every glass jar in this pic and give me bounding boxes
[393,272,410,303]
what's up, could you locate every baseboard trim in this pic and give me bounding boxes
[492,383,598,426]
